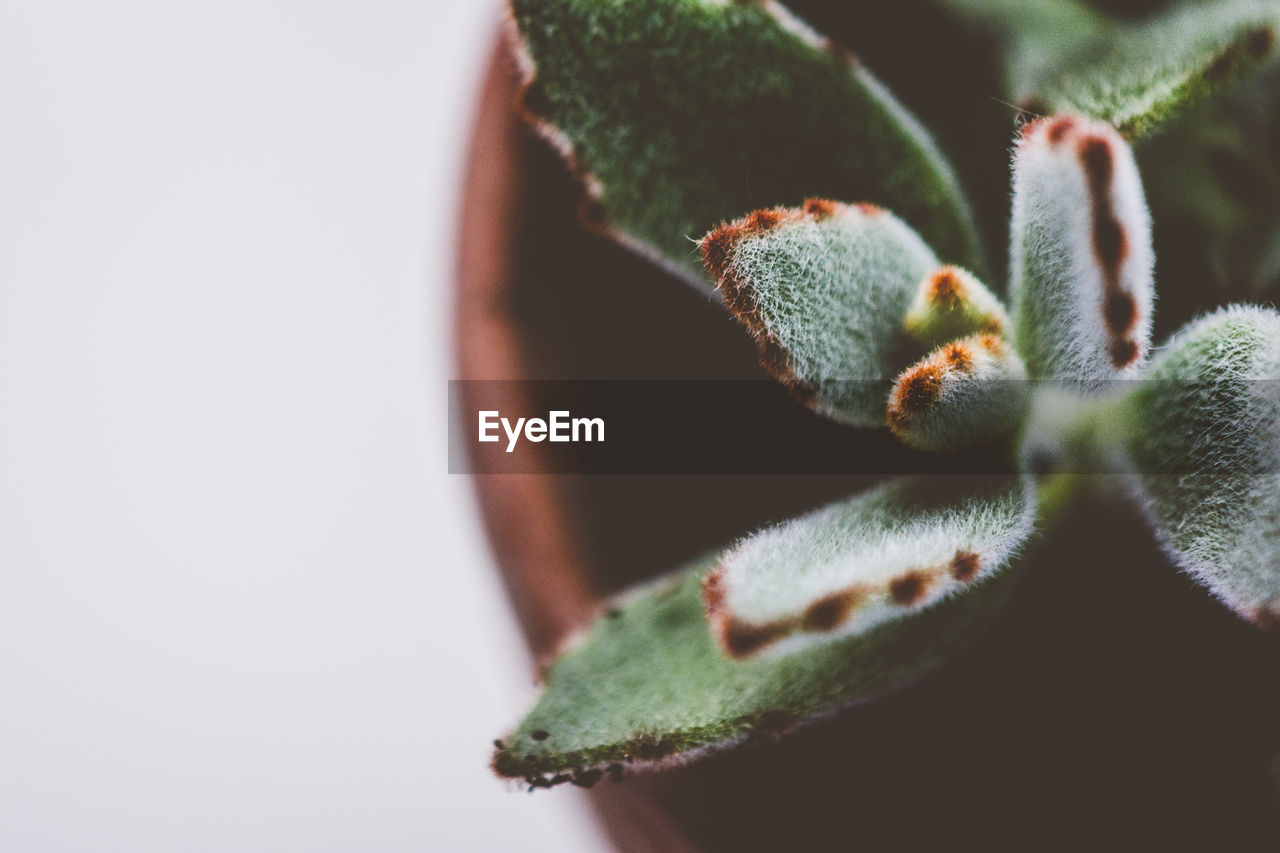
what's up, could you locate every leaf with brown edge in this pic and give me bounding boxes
[493,478,1033,787]
[706,476,1035,659]
[903,265,1011,350]
[700,200,939,426]
[507,0,983,289]
[887,335,1029,452]
[1009,114,1154,385]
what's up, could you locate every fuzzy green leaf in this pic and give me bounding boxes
[887,336,1029,452]
[494,478,1032,785]
[1125,305,1280,626]
[1026,0,1280,138]
[1010,115,1154,384]
[943,0,1279,138]
[700,200,939,425]
[903,265,1010,350]
[508,0,982,287]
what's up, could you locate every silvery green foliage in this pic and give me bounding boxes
[1010,115,1154,385]
[941,0,1280,137]
[887,335,1029,452]
[705,477,1035,659]
[700,201,937,426]
[495,547,1022,785]
[495,0,1280,787]
[1025,0,1280,137]
[1125,306,1280,624]
[903,265,1010,350]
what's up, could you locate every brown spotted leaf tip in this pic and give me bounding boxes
[1010,114,1154,385]
[903,265,1011,350]
[705,477,1036,659]
[496,535,1029,787]
[887,335,1029,452]
[699,199,939,426]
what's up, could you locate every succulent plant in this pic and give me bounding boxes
[489,0,1280,790]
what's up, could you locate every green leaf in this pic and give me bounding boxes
[1009,114,1154,384]
[887,335,1029,452]
[706,477,1035,656]
[700,200,939,426]
[1026,0,1280,138]
[1125,305,1280,626]
[508,0,983,287]
[948,0,1280,138]
[493,477,1034,785]
[903,265,1010,350]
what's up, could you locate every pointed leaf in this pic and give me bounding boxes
[903,265,1010,350]
[508,0,983,287]
[493,478,1034,785]
[700,200,939,425]
[1010,115,1154,384]
[887,336,1029,452]
[942,0,1280,138]
[1125,305,1280,626]
[1026,0,1280,138]
[705,477,1035,658]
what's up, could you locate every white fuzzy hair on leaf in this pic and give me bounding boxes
[1125,305,1280,625]
[888,335,1029,452]
[716,203,939,426]
[706,476,1036,658]
[1009,114,1154,385]
[903,265,1010,349]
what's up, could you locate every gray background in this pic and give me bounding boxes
[0,2,603,849]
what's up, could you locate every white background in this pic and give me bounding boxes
[0,2,605,850]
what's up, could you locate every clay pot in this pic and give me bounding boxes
[456,26,1280,853]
